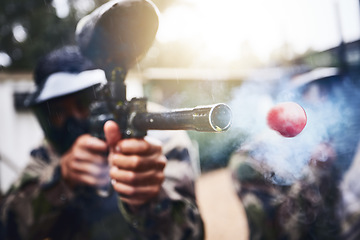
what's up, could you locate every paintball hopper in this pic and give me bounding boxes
[75,0,159,70]
[74,0,233,140]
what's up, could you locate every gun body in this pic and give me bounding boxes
[77,0,232,139]
[89,89,232,139]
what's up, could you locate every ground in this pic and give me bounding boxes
[195,168,249,240]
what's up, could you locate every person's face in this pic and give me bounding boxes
[36,89,95,154]
[47,91,92,127]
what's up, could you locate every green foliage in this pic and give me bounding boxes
[0,0,107,71]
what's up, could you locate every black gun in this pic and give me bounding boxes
[75,0,232,139]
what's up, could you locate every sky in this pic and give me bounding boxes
[156,0,360,63]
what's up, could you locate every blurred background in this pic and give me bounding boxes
[1,0,360,195]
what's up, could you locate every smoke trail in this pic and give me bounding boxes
[228,73,360,185]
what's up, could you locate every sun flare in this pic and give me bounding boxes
[156,0,360,66]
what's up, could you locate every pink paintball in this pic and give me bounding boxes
[267,102,307,137]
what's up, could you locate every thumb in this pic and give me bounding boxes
[104,120,122,147]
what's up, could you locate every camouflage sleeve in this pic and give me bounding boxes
[118,130,204,240]
[0,143,75,240]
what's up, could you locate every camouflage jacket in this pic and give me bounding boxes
[229,143,354,240]
[0,129,204,240]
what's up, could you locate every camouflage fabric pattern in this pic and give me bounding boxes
[230,147,344,240]
[0,129,204,240]
[339,143,360,240]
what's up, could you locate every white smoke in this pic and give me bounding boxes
[228,74,360,185]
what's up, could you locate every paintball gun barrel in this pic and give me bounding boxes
[131,103,232,132]
[76,0,232,138]
[88,93,232,139]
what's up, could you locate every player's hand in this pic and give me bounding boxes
[104,120,166,208]
[60,134,109,188]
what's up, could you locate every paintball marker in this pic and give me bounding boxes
[75,0,232,139]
